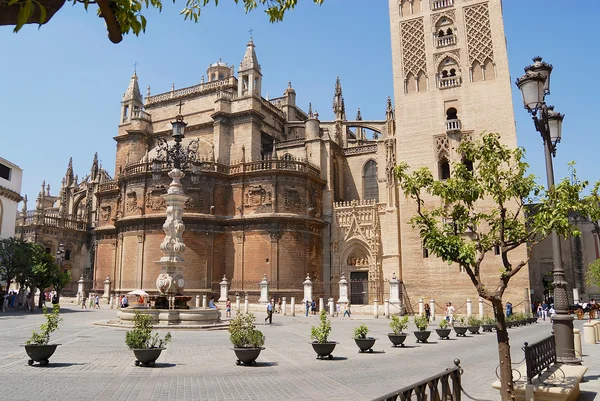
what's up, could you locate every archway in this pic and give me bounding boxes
[340,240,372,305]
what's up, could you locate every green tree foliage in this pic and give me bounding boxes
[0,237,33,292]
[395,132,589,400]
[52,269,71,303]
[10,0,324,38]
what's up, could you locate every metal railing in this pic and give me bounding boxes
[446,119,461,133]
[431,0,454,10]
[437,34,456,48]
[523,336,556,384]
[373,359,462,401]
[439,76,461,89]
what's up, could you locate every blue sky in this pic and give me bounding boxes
[1,0,598,205]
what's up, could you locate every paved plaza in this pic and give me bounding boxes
[2,304,600,401]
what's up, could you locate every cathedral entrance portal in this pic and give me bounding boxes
[350,272,368,305]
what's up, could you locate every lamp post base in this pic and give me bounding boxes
[552,313,581,365]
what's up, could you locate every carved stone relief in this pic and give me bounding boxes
[101,205,112,222]
[184,190,203,212]
[146,186,167,211]
[126,191,139,214]
[244,185,272,213]
[283,186,302,212]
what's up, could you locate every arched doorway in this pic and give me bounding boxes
[344,245,371,305]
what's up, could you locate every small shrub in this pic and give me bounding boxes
[311,309,332,343]
[467,315,481,327]
[27,305,62,345]
[125,311,172,349]
[414,315,429,331]
[454,316,466,326]
[389,315,409,335]
[483,316,496,325]
[229,312,265,348]
[438,318,449,329]
[353,324,369,339]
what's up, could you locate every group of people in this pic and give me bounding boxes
[0,289,59,312]
[80,293,101,309]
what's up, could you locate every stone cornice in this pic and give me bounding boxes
[0,185,23,203]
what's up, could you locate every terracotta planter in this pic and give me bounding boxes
[454,326,468,337]
[132,348,165,367]
[413,330,431,343]
[435,328,452,339]
[233,347,264,366]
[354,337,377,353]
[387,333,408,347]
[311,341,338,360]
[23,344,60,366]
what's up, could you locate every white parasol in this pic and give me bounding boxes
[127,289,149,297]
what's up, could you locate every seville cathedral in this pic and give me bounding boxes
[16,0,531,311]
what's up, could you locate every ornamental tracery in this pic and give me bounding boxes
[464,2,494,66]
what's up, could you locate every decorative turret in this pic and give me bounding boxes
[35,180,45,210]
[21,195,28,215]
[238,38,262,97]
[120,70,143,124]
[385,96,395,137]
[90,152,99,182]
[65,157,74,187]
[356,108,364,140]
[332,77,346,121]
[206,58,233,82]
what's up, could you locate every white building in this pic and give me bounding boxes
[0,157,23,239]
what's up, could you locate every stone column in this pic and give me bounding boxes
[282,297,287,316]
[302,274,313,303]
[195,295,200,308]
[574,328,582,359]
[467,299,472,317]
[384,299,390,318]
[219,275,229,302]
[418,298,424,315]
[479,298,484,319]
[103,276,111,303]
[328,298,334,317]
[244,295,249,314]
[524,287,532,314]
[319,297,324,313]
[202,294,207,308]
[77,275,84,305]
[573,288,580,305]
[430,299,435,321]
[258,274,269,303]
[388,272,400,306]
[291,296,296,317]
[235,294,240,311]
[373,298,379,318]
[337,273,349,304]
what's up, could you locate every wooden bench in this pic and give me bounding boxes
[492,336,587,401]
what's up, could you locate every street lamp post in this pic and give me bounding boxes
[516,57,577,363]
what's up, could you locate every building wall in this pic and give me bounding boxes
[0,157,23,239]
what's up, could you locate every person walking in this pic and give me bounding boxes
[305,300,310,317]
[343,303,351,319]
[445,302,455,325]
[94,294,100,309]
[265,299,273,324]
[424,303,431,321]
[81,293,88,309]
[506,301,512,318]
[310,300,317,315]
[225,298,231,318]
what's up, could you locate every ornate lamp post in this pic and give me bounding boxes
[152,103,199,304]
[516,57,575,363]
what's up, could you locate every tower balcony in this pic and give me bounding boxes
[431,0,454,11]
[438,76,461,89]
[436,34,456,48]
[446,119,461,134]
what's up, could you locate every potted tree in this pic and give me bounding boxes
[466,315,481,334]
[23,304,62,366]
[453,316,468,337]
[435,318,451,340]
[125,311,172,367]
[413,315,431,343]
[229,312,265,366]
[353,324,377,353]
[388,315,409,347]
[481,316,496,332]
[310,309,337,359]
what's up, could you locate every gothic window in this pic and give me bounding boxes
[435,16,456,48]
[218,73,224,79]
[122,105,129,123]
[65,250,71,261]
[462,157,473,172]
[439,157,450,180]
[438,57,461,89]
[417,71,427,92]
[471,60,483,82]
[483,58,495,81]
[281,154,293,161]
[363,160,379,202]
[400,0,412,16]
[406,73,416,94]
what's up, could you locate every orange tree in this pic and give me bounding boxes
[395,132,589,400]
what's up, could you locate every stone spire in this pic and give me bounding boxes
[122,70,142,102]
[237,38,262,97]
[308,102,313,118]
[65,157,74,187]
[91,152,99,181]
[356,108,362,121]
[21,195,28,214]
[385,96,394,121]
[332,77,346,120]
[239,38,261,73]
[36,181,45,210]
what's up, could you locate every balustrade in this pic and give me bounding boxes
[446,119,461,133]
[131,109,151,122]
[431,0,454,10]
[437,34,456,48]
[439,76,461,89]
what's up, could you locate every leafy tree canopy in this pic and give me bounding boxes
[5,0,324,43]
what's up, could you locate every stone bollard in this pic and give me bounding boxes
[467,299,472,317]
[202,294,207,308]
[282,297,287,316]
[219,275,229,302]
[374,298,379,318]
[196,295,200,308]
[319,297,324,313]
[594,320,600,342]
[418,298,424,315]
[583,322,596,344]
[384,299,390,318]
[574,328,582,359]
[430,299,435,321]
[328,298,335,317]
[479,298,484,319]
[337,273,349,303]
[244,295,249,314]
[109,296,114,309]
[291,297,296,317]
[303,275,313,303]
[258,274,269,304]
[235,294,240,311]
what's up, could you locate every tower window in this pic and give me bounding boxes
[446,108,458,120]
[363,160,379,201]
[462,158,473,172]
[0,163,11,180]
[439,158,450,180]
[65,250,71,261]
[494,245,500,255]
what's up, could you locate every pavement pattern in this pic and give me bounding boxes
[1,303,600,401]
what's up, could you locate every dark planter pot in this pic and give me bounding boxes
[413,330,431,343]
[435,328,452,339]
[311,341,338,360]
[529,317,537,324]
[233,347,264,366]
[481,324,495,332]
[354,337,377,353]
[506,322,514,328]
[23,344,60,366]
[132,348,165,367]
[454,326,468,337]
[387,333,408,347]
[467,326,480,334]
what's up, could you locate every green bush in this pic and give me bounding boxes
[229,312,265,348]
[311,309,332,343]
[467,315,481,326]
[353,324,369,339]
[27,305,62,345]
[389,315,409,335]
[483,316,496,325]
[125,311,172,349]
[454,316,466,326]
[438,318,449,329]
[413,314,429,331]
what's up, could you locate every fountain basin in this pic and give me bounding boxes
[118,307,220,325]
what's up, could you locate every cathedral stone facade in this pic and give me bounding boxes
[93,40,399,303]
